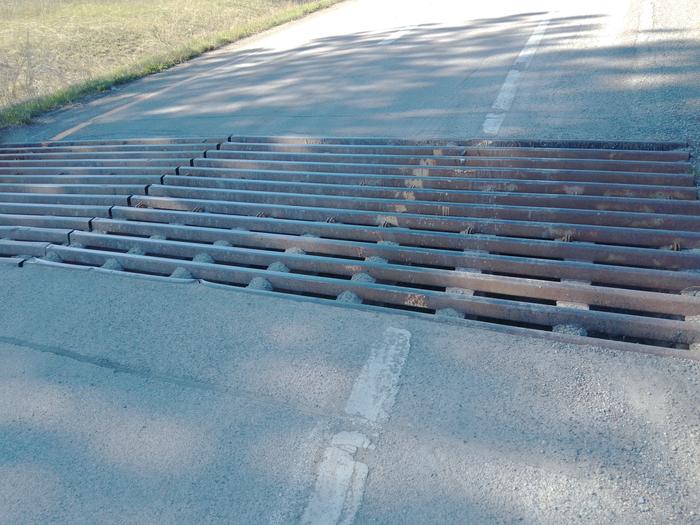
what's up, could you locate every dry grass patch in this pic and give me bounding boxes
[0,0,339,128]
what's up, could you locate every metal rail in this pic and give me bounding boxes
[0,136,697,352]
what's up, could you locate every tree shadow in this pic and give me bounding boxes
[2,10,695,143]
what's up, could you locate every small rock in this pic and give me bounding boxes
[337,290,363,304]
[170,267,193,279]
[247,277,273,291]
[267,261,289,273]
[193,253,214,264]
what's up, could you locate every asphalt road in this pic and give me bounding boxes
[1,0,699,143]
[2,262,699,524]
[2,1,700,524]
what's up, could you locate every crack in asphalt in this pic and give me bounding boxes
[0,333,374,423]
[0,335,220,392]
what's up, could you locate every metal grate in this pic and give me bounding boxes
[1,135,698,353]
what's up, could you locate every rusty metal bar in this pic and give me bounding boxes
[194,158,695,187]
[0,150,208,161]
[149,185,700,231]
[0,225,71,243]
[0,158,189,168]
[462,146,690,162]
[0,203,110,217]
[70,231,700,316]
[165,175,700,215]
[130,195,700,249]
[0,239,49,257]
[0,137,224,149]
[0,175,163,185]
[45,245,700,345]
[87,219,700,293]
[0,144,220,154]
[225,135,688,152]
[222,142,689,162]
[0,184,146,195]
[0,213,92,230]
[212,149,691,174]
[224,143,466,156]
[179,166,696,196]
[108,207,700,271]
[0,167,174,176]
[0,193,129,206]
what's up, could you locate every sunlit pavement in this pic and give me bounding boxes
[1,0,699,144]
[2,0,700,523]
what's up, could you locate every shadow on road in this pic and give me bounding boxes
[10,11,694,142]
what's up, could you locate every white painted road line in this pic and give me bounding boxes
[269,421,329,525]
[491,70,521,112]
[637,0,655,46]
[301,432,370,525]
[514,19,550,68]
[344,327,412,424]
[639,0,655,33]
[301,327,412,525]
[481,113,507,135]
[482,17,550,136]
[599,0,632,47]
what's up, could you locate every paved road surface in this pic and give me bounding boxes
[2,1,700,524]
[1,0,699,143]
[2,262,699,524]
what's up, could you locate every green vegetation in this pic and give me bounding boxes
[0,0,339,128]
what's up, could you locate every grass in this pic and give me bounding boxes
[0,0,340,129]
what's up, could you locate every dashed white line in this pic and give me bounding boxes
[482,17,550,136]
[268,421,329,525]
[301,327,412,525]
[636,0,655,46]
[599,0,632,47]
[481,113,507,135]
[301,432,370,525]
[514,19,549,68]
[639,0,655,33]
[491,70,521,112]
[344,327,412,423]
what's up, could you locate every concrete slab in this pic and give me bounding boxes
[1,262,698,523]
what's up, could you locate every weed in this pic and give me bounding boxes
[0,0,340,128]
